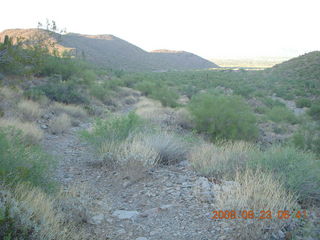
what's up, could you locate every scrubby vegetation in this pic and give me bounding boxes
[0,128,53,189]
[188,94,258,141]
[1,24,319,239]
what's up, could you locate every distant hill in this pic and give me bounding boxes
[0,29,218,71]
[268,51,320,81]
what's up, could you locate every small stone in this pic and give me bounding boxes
[136,237,148,240]
[117,229,126,234]
[112,210,139,220]
[277,230,285,239]
[40,124,48,129]
[193,177,214,203]
[89,213,104,225]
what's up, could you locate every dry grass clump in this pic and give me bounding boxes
[174,108,194,129]
[143,131,188,165]
[189,141,254,178]
[0,184,85,240]
[51,102,87,119]
[49,114,71,135]
[0,86,23,101]
[17,100,42,121]
[98,135,160,180]
[97,131,187,167]
[215,169,298,240]
[0,118,43,144]
[98,135,160,168]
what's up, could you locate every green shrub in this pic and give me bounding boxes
[254,105,268,114]
[150,87,179,107]
[308,101,320,120]
[260,97,285,108]
[188,94,258,141]
[37,82,88,104]
[24,88,46,102]
[296,98,312,108]
[266,106,298,124]
[0,128,54,190]
[248,146,320,202]
[292,122,320,154]
[135,81,157,96]
[81,112,142,148]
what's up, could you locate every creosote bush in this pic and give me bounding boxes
[82,112,142,149]
[0,128,52,189]
[266,106,299,124]
[188,94,258,141]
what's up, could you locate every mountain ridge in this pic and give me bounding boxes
[0,28,218,71]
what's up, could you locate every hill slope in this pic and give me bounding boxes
[0,29,218,71]
[268,51,320,81]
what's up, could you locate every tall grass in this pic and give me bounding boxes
[0,119,43,145]
[0,183,85,240]
[215,169,298,240]
[188,141,254,178]
[248,146,320,203]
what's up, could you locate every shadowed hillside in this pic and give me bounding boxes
[0,29,218,71]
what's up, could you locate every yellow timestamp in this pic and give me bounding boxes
[211,210,307,220]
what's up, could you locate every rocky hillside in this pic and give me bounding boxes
[268,51,320,81]
[0,29,218,71]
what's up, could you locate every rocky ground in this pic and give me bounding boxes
[40,95,238,240]
[40,95,318,240]
[42,122,231,240]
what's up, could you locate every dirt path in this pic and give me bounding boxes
[41,100,227,240]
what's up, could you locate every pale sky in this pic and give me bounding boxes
[1,0,319,59]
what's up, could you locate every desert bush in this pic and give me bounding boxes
[49,113,71,135]
[0,184,84,240]
[51,102,87,119]
[248,146,320,202]
[0,118,43,144]
[292,121,320,154]
[308,101,320,120]
[189,141,254,178]
[82,112,142,148]
[174,108,194,129]
[188,94,258,141]
[37,82,88,104]
[23,88,48,104]
[150,87,179,107]
[295,98,312,108]
[17,100,42,121]
[0,128,52,188]
[266,106,299,124]
[260,97,285,108]
[135,81,157,96]
[215,169,298,240]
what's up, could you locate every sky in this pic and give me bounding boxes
[1,0,319,59]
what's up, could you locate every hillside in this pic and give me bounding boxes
[0,29,218,71]
[268,51,320,81]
